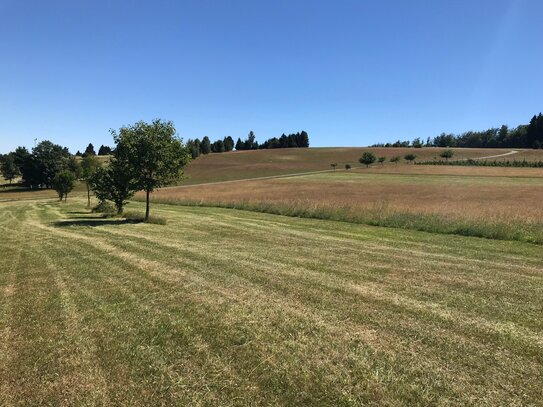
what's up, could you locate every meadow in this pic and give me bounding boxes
[144,166,543,244]
[2,147,543,405]
[1,198,542,406]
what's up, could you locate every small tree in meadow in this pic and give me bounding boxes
[52,170,76,201]
[0,153,20,184]
[378,156,386,165]
[390,155,400,164]
[80,154,101,207]
[345,164,351,170]
[404,153,417,164]
[112,119,191,221]
[439,149,454,162]
[89,161,137,214]
[359,152,376,168]
[330,163,337,170]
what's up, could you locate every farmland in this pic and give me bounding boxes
[1,198,542,405]
[181,147,543,185]
[145,164,543,244]
[1,147,543,405]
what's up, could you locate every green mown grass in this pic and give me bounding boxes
[1,198,542,405]
[157,199,543,245]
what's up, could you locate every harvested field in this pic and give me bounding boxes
[1,199,542,405]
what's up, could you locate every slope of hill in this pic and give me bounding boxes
[182,147,542,185]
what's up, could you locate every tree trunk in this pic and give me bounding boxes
[145,190,150,221]
[87,183,91,207]
[64,193,67,202]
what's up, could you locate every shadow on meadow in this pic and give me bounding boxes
[52,218,142,228]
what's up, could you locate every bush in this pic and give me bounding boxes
[92,201,117,217]
[124,211,167,225]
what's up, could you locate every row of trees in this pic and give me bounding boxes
[186,131,310,159]
[1,141,78,188]
[373,113,543,149]
[1,120,190,221]
[357,152,419,167]
[75,144,112,157]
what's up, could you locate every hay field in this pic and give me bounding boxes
[145,168,543,243]
[1,199,542,405]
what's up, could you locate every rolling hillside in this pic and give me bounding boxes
[182,147,543,185]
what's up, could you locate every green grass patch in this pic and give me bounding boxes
[152,199,543,245]
[1,199,542,405]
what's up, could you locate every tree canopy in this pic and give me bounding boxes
[359,152,376,167]
[112,119,191,220]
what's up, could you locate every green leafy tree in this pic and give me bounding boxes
[98,145,112,155]
[390,156,400,164]
[245,131,257,150]
[89,161,137,214]
[212,139,225,153]
[0,153,20,184]
[378,156,386,165]
[404,153,417,163]
[26,140,71,188]
[112,119,191,221]
[81,154,101,207]
[200,136,211,154]
[359,152,376,167]
[345,164,351,170]
[412,137,423,148]
[235,137,243,151]
[52,170,76,201]
[224,136,234,152]
[439,149,454,161]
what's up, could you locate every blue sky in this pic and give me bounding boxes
[1,0,542,153]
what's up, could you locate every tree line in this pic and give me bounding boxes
[186,131,309,159]
[1,119,190,221]
[372,113,543,149]
[74,143,112,157]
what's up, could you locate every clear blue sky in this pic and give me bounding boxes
[1,0,542,153]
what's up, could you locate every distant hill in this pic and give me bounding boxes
[181,147,543,185]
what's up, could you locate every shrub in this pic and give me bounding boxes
[124,211,167,225]
[345,164,351,170]
[390,156,401,164]
[92,201,117,217]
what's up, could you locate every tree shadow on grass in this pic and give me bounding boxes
[52,218,142,228]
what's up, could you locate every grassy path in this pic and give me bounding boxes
[1,199,542,405]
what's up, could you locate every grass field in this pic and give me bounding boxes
[144,167,543,244]
[1,198,542,405]
[181,147,543,185]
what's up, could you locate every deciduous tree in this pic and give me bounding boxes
[112,119,191,221]
[359,152,376,168]
[81,154,101,207]
[52,170,76,201]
